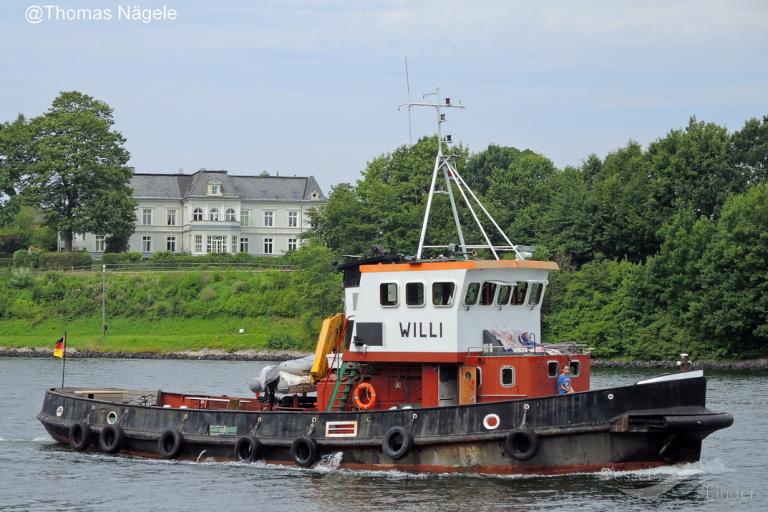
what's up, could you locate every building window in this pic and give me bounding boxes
[501,366,516,387]
[166,236,176,252]
[142,236,151,252]
[405,282,424,307]
[263,211,274,227]
[240,209,250,227]
[194,234,203,253]
[379,283,398,307]
[95,235,105,252]
[209,208,219,222]
[240,237,249,253]
[167,209,177,226]
[193,208,203,221]
[288,211,298,228]
[142,208,152,225]
[263,237,273,254]
[207,235,225,253]
[288,238,297,251]
[208,181,221,196]
[231,236,237,253]
[225,208,236,222]
[511,282,529,305]
[432,282,455,306]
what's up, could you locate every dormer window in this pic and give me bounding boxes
[208,181,222,196]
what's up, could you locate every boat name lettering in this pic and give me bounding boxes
[398,321,443,339]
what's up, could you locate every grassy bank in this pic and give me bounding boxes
[0,316,308,353]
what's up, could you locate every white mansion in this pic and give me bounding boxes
[69,170,326,256]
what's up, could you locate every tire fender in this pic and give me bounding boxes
[505,430,539,461]
[382,426,413,460]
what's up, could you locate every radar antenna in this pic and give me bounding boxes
[399,90,525,261]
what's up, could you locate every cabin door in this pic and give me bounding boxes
[459,366,477,405]
[438,365,458,406]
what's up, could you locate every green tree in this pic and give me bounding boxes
[22,91,137,250]
[484,149,557,243]
[0,115,33,225]
[731,115,768,184]
[647,117,743,218]
[694,184,768,352]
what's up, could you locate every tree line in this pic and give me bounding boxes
[308,116,767,359]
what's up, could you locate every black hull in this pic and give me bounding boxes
[37,375,732,475]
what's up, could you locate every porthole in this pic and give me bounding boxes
[55,406,64,417]
[106,411,119,425]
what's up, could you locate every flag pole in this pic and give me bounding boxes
[61,331,67,388]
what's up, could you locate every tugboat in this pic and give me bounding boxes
[37,95,733,474]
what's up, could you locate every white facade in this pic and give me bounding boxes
[68,170,325,256]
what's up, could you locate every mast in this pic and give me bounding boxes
[399,90,525,261]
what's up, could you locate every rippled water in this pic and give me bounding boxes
[0,358,766,511]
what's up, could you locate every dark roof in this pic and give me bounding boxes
[130,170,326,201]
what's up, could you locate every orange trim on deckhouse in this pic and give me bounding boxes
[360,259,559,273]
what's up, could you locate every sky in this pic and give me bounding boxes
[1,0,767,192]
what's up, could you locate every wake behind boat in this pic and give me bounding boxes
[37,95,733,475]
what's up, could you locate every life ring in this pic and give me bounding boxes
[505,430,538,461]
[290,437,318,467]
[382,426,413,460]
[158,430,184,459]
[68,420,90,451]
[234,435,261,462]
[352,382,377,410]
[98,424,124,454]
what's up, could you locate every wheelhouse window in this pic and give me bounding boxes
[167,209,177,226]
[569,360,581,377]
[547,361,559,378]
[193,208,203,221]
[464,282,480,305]
[432,282,455,306]
[225,208,236,222]
[528,282,544,306]
[501,366,516,387]
[479,282,497,305]
[511,281,529,305]
[209,208,219,222]
[405,282,424,307]
[380,283,398,307]
[142,208,152,225]
[497,284,512,305]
